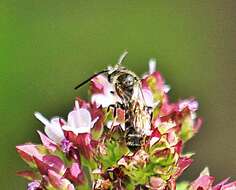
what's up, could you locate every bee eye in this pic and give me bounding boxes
[110,91,115,94]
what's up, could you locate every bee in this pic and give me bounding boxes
[75,52,152,151]
[123,101,152,151]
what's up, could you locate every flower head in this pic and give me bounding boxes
[17,57,235,190]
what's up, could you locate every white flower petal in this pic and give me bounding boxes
[74,127,90,134]
[191,112,197,120]
[34,112,50,126]
[150,137,160,147]
[34,112,65,144]
[142,89,154,107]
[66,108,93,135]
[91,94,115,108]
[62,124,74,132]
[62,125,81,135]
[106,120,120,129]
[200,167,210,176]
[45,124,64,144]
[75,100,80,110]
[50,117,61,125]
[68,109,91,129]
[163,84,171,93]
[149,58,156,74]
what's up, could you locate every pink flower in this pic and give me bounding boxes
[178,99,199,112]
[27,181,41,190]
[76,97,106,132]
[48,170,75,190]
[149,177,166,190]
[189,168,236,190]
[63,101,98,135]
[173,157,193,179]
[189,168,215,190]
[190,168,236,190]
[64,131,95,159]
[62,101,99,159]
[37,130,57,152]
[142,70,170,104]
[90,74,110,94]
[142,88,157,108]
[16,143,77,189]
[214,180,236,190]
[16,144,44,164]
[213,178,231,190]
[34,112,65,144]
[64,162,85,185]
[61,139,73,153]
[33,155,66,176]
[149,127,161,147]
[142,58,157,77]
[90,75,120,107]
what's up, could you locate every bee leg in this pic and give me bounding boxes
[116,102,125,109]
[146,106,153,113]
[107,102,125,117]
[107,104,117,116]
[107,104,114,112]
[144,105,154,121]
[109,116,118,136]
[144,106,153,115]
[149,110,154,121]
[113,106,117,118]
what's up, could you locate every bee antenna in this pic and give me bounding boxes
[117,50,128,66]
[74,69,109,90]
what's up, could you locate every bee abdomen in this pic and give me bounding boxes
[125,126,143,152]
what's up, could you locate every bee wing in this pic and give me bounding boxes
[134,84,153,135]
[134,83,148,106]
[133,105,152,136]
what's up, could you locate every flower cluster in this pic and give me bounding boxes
[16,60,236,190]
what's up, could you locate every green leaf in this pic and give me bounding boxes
[126,182,136,190]
[81,155,97,170]
[100,140,128,169]
[180,116,194,142]
[91,127,104,140]
[146,76,163,103]
[76,183,90,190]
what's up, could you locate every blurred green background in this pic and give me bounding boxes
[0,0,236,189]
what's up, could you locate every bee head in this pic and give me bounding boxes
[117,73,136,89]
